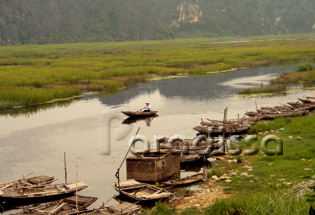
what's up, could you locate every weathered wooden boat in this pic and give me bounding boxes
[164,173,204,187]
[194,117,255,135]
[157,136,216,159]
[78,202,141,215]
[298,97,315,103]
[15,195,97,215]
[0,175,55,190]
[0,181,87,205]
[121,110,158,118]
[115,179,172,202]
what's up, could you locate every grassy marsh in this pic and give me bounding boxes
[0,34,314,109]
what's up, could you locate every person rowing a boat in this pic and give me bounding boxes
[143,102,151,112]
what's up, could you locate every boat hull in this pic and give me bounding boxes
[164,173,204,186]
[115,179,172,203]
[0,181,87,209]
[121,111,158,117]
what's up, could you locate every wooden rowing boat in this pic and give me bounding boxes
[121,110,158,117]
[16,195,97,214]
[0,181,87,205]
[77,202,141,215]
[298,97,315,103]
[115,179,172,202]
[0,175,56,190]
[88,202,141,215]
[164,173,204,187]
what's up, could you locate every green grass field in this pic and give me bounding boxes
[145,112,315,215]
[0,34,314,109]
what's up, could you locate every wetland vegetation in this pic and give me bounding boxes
[239,63,315,95]
[0,34,315,110]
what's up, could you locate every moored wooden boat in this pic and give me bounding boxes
[78,202,141,215]
[0,175,56,190]
[15,195,97,215]
[0,181,87,205]
[121,110,158,117]
[115,179,172,202]
[298,97,315,103]
[164,173,204,187]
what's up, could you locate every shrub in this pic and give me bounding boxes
[296,63,313,72]
[147,201,177,215]
[204,198,246,215]
[207,167,224,178]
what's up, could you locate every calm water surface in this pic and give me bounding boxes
[0,65,311,212]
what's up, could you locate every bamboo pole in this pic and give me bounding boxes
[64,152,67,184]
[115,127,141,191]
[76,162,78,213]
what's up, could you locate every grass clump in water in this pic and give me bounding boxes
[239,84,286,95]
[296,63,313,72]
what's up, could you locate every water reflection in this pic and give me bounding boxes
[98,65,296,106]
[122,115,158,126]
[0,99,75,117]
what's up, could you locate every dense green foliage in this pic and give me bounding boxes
[296,63,314,72]
[203,194,310,215]
[0,87,79,110]
[0,0,314,45]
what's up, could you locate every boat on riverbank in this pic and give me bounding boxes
[115,179,172,202]
[77,202,141,215]
[15,195,97,215]
[0,181,87,206]
[0,175,55,190]
[164,173,204,187]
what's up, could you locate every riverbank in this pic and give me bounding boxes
[239,63,315,95]
[0,34,315,110]
[145,112,315,215]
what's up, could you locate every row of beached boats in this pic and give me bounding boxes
[193,96,315,136]
[1,171,205,215]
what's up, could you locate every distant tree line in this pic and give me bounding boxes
[0,0,314,45]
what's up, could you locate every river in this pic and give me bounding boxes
[0,64,311,212]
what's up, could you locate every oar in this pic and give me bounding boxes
[136,107,145,112]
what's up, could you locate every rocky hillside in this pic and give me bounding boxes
[0,0,314,45]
